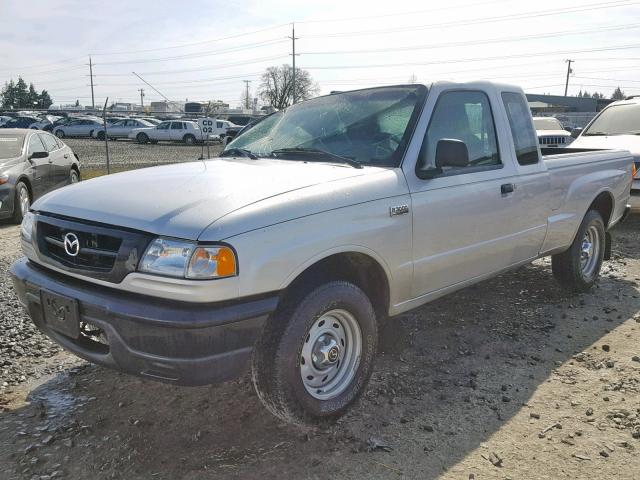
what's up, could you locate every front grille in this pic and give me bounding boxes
[39,222,121,271]
[34,214,153,283]
[539,136,567,145]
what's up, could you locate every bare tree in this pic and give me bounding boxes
[258,65,319,110]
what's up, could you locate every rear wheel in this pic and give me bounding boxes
[96,131,105,140]
[252,281,377,425]
[136,133,149,144]
[552,209,605,292]
[183,134,196,145]
[13,182,30,223]
[55,129,65,138]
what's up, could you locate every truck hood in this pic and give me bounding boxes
[537,129,571,137]
[33,158,377,240]
[571,134,640,156]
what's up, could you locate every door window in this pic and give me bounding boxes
[157,122,170,130]
[27,134,47,156]
[501,92,540,165]
[38,133,59,152]
[216,121,224,129]
[420,90,500,174]
[171,122,183,130]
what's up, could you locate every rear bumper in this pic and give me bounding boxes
[10,257,278,385]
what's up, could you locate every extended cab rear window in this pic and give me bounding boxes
[501,92,540,166]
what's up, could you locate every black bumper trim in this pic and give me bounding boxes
[10,258,279,386]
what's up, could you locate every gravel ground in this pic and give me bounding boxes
[0,206,639,479]
[64,138,224,169]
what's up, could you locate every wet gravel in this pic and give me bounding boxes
[64,138,224,168]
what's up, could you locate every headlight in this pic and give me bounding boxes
[20,211,34,243]
[139,238,237,279]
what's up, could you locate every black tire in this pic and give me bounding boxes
[96,131,105,140]
[183,134,196,145]
[252,281,378,425]
[13,181,30,224]
[136,133,149,144]
[55,129,65,138]
[70,169,80,184]
[149,140,158,144]
[552,209,605,292]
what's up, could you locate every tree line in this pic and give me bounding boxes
[1,77,53,109]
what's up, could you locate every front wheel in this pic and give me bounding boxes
[55,129,65,138]
[70,169,79,184]
[13,182,30,223]
[552,210,605,292]
[96,131,105,140]
[252,281,377,425]
[136,133,149,144]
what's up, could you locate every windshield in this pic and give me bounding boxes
[583,103,640,135]
[224,85,427,167]
[533,117,563,130]
[0,134,25,159]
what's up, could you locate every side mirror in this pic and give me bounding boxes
[435,139,469,168]
[571,127,583,138]
[28,151,49,160]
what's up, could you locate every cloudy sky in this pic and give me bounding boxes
[1,0,639,108]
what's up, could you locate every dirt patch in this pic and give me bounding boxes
[1,215,639,479]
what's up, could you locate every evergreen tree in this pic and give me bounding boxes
[611,87,625,100]
[38,90,53,109]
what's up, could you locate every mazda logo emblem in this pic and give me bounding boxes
[63,232,80,257]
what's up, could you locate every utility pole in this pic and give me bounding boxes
[243,80,251,110]
[288,23,299,104]
[564,59,574,97]
[89,56,95,109]
[138,88,145,109]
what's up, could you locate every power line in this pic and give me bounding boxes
[96,38,288,66]
[90,23,290,56]
[92,55,288,77]
[300,24,640,55]
[303,0,639,38]
[303,43,640,70]
[295,0,511,24]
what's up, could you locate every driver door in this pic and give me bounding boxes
[153,122,171,140]
[26,133,53,197]
[407,89,525,297]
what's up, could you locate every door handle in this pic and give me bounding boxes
[64,154,69,159]
[501,183,515,195]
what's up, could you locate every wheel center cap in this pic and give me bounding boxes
[313,336,341,368]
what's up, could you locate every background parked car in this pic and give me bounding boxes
[0,128,80,222]
[92,118,157,140]
[53,118,104,138]
[532,117,573,148]
[571,96,640,191]
[0,116,41,129]
[0,115,12,127]
[128,120,201,144]
[28,115,62,130]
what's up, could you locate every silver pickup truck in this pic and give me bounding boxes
[11,82,633,425]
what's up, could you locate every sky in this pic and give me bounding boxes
[1,0,640,108]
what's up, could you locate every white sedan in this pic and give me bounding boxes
[92,118,157,140]
[128,120,202,144]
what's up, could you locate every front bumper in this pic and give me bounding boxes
[10,258,278,385]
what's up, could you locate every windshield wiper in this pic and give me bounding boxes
[583,132,609,136]
[270,147,363,169]
[220,148,258,159]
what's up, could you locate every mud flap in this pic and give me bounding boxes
[604,231,612,261]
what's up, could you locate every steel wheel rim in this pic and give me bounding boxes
[19,187,29,216]
[71,171,79,183]
[300,308,362,400]
[580,225,600,278]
